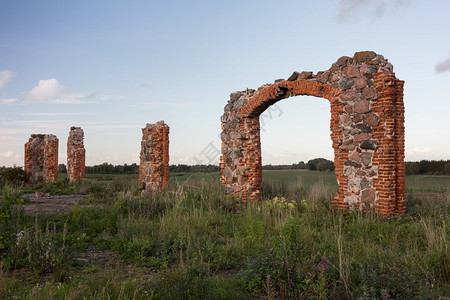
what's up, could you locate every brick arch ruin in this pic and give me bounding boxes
[220,51,405,216]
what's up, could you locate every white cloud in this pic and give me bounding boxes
[0,98,18,104]
[101,155,119,162]
[0,151,21,166]
[336,0,410,23]
[435,56,450,73]
[0,70,15,89]
[1,78,129,105]
[0,128,33,135]
[0,151,16,159]
[22,78,66,102]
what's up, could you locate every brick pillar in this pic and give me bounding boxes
[394,80,406,214]
[372,71,405,216]
[139,121,170,193]
[242,116,262,201]
[329,95,348,211]
[24,134,59,184]
[67,127,86,182]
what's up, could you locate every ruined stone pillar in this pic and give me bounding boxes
[139,121,170,193]
[67,127,85,182]
[24,134,59,184]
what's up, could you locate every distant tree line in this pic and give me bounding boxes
[405,160,450,175]
[7,159,449,177]
[57,163,220,174]
[263,158,335,172]
[58,163,141,175]
[169,164,220,172]
[85,163,140,174]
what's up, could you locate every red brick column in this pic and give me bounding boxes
[24,134,59,184]
[241,116,262,201]
[394,80,406,214]
[67,127,86,182]
[139,121,170,193]
[372,71,405,216]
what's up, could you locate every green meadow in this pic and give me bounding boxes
[0,171,448,299]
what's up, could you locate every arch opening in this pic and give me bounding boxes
[220,51,405,216]
[258,95,337,198]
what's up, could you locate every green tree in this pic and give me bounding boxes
[58,164,67,173]
[405,162,419,175]
[0,166,27,185]
[445,162,450,175]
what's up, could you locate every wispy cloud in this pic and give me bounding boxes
[0,151,17,159]
[435,56,450,73]
[83,124,142,129]
[336,0,410,23]
[0,98,18,104]
[0,129,35,135]
[1,78,129,105]
[12,119,72,125]
[0,70,15,90]
[19,112,101,117]
[125,102,214,109]
[0,151,21,165]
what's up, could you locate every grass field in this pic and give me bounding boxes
[0,171,448,299]
[63,170,450,194]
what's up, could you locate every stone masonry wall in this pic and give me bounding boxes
[24,134,59,184]
[67,127,86,182]
[139,121,170,193]
[220,51,405,216]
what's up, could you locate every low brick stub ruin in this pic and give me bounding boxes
[67,127,86,182]
[24,134,59,185]
[220,51,405,216]
[139,121,170,193]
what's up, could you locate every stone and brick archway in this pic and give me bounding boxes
[220,51,405,216]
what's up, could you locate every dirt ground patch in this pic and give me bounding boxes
[406,192,448,201]
[13,194,87,216]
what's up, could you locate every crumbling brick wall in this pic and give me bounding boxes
[67,127,85,182]
[139,121,170,192]
[24,134,59,184]
[220,51,405,216]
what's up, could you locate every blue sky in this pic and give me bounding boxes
[1,0,449,167]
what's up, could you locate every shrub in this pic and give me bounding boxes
[0,167,26,186]
[445,162,450,175]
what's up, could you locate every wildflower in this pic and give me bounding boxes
[381,289,391,300]
[16,231,24,247]
[317,256,329,273]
